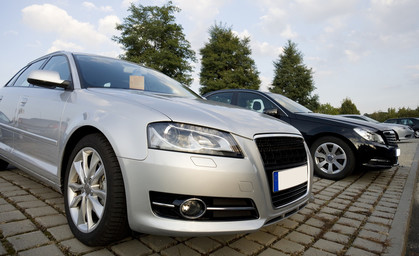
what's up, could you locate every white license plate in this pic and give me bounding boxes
[273,166,308,192]
[396,148,401,157]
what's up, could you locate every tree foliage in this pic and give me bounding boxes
[367,106,419,122]
[339,98,360,114]
[113,1,196,85]
[270,40,319,110]
[199,23,260,95]
[316,103,340,115]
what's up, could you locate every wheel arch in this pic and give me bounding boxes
[59,125,107,193]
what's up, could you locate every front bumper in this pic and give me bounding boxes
[118,134,313,236]
[358,143,400,168]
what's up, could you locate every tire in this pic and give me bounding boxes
[64,133,129,246]
[310,136,356,180]
[0,159,9,170]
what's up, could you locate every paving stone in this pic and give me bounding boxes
[35,214,68,228]
[7,231,50,251]
[0,184,20,193]
[230,238,263,255]
[367,215,392,226]
[305,217,326,229]
[303,247,336,256]
[289,213,306,222]
[246,231,276,246]
[160,243,200,256]
[336,217,362,228]
[278,218,299,229]
[345,246,379,256]
[209,246,245,256]
[358,229,388,243]
[18,244,64,256]
[0,243,7,255]
[9,194,39,203]
[0,210,26,222]
[185,237,222,254]
[60,238,98,254]
[262,225,289,237]
[320,206,342,216]
[353,237,384,254]
[84,249,115,256]
[25,205,58,218]
[296,224,322,237]
[272,239,305,254]
[343,211,367,221]
[331,223,357,236]
[48,224,74,241]
[313,238,344,254]
[0,198,7,205]
[323,231,350,244]
[16,200,47,209]
[1,189,28,197]
[211,234,244,245]
[0,219,37,237]
[363,223,390,233]
[140,235,177,252]
[0,203,15,212]
[258,248,287,256]
[285,231,314,246]
[375,205,397,214]
[111,239,152,256]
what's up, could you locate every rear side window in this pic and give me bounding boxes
[206,92,234,104]
[12,59,46,87]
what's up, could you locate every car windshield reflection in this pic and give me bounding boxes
[265,92,312,113]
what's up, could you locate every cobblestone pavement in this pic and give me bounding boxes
[1,140,418,256]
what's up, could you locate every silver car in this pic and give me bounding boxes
[0,52,313,246]
[340,114,415,140]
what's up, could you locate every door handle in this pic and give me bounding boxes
[20,97,28,106]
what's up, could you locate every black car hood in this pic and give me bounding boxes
[295,112,391,131]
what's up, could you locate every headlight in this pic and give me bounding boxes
[148,122,243,158]
[354,128,385,144]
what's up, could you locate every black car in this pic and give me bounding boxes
[384,117,419,138]
[204,89,400,180]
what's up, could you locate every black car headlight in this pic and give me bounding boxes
[354,128,385,144]
[148,122,243,158]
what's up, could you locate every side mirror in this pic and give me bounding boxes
[27,70,72,90]
[263,108,279,117]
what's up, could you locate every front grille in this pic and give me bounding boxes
[271,182,308,208]
[383,130,397,146]
[255,136,308,208]
[150,191,259,221]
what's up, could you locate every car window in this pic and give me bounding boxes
[12,59,46,87]
[237,92,275,113]
[400,119,413,125]
[43,55,71,82]
[385,119,396,124]
[206,92,234,104]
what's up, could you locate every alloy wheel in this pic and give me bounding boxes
[314,142,347,175]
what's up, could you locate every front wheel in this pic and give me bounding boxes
[310,136,355,180]
[64,133,129,246]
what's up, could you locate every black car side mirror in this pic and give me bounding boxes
[27,70,72,90]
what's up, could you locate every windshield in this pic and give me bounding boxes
[362,116,380,124]
[73,54,199,98]
[265,92,312,113]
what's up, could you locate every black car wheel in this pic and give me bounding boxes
[64,133,129,246]
[310,136,355,180]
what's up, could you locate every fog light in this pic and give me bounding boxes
[179,198,206,219]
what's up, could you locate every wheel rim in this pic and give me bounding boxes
[67,147,107,233]
[314,142,347,175]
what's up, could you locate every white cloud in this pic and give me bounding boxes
[280,24,298,39]
[82,2,95,9]
[83,2,113,12]
[47,40,84,53]
[22,4,108,46]
[98,15,121,36]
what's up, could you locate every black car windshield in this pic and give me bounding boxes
[73,54,199,98]
[265,92,312,113]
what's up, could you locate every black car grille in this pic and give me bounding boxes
[255,136,308,208]
[383,130,397,146]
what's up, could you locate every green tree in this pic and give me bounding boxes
[113,1,196,85]
[199,23,260,95]
[339,98,360,114]
[316,103,340,115]
[270,40,319,110]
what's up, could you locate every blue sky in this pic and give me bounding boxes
[1,0,418,114]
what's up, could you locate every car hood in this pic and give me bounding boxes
[89,89,301,139]
[296,112,391,131]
